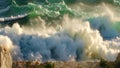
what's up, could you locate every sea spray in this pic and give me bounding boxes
[0,17,119,62]
[0,0,120,63]
[62,17,120,61]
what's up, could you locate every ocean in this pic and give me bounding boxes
[0,0,120,62]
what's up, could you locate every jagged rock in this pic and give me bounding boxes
[114,53,120,68]
[0,46,12,68]
[116,53,120,62]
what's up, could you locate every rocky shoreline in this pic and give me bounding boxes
[0,44,120,68]
[12,53,120,68]
[12,61,100,68]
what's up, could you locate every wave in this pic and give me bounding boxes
[1,0,120,22]
[0,0,120,62]
[0,17,119,62]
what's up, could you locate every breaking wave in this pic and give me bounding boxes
[0,0,120,62]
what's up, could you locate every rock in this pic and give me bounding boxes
[114,53,120,68]
[116,53,120,62]
[0,35,14,68]
[0,46,12,68]
[12,61,100,68]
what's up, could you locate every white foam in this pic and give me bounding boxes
[0,35,13,50]
[0,17,119,62]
